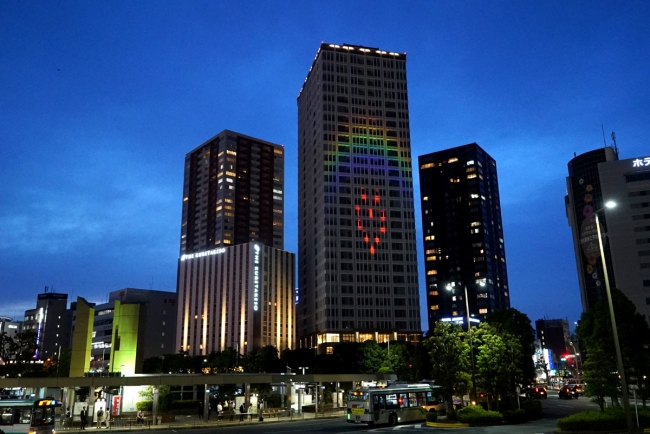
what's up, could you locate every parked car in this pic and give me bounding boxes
[558,385,579,399]
[526,386,548,399]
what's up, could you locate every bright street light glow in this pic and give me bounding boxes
[605,201,616,209]
[445,285,452,290]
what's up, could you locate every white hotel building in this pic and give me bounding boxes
[176,242,296,355]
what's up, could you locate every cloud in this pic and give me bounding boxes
[0,142,179,255]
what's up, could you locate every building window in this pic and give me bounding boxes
[479,308,488,314]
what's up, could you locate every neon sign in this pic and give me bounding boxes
[253,244,260,311]
[180,247,226,261]
[633,157,650,168]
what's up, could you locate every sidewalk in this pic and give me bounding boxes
[58,409,347,432]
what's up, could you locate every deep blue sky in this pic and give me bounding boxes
[2,1,649,332]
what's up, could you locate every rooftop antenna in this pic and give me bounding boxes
[601,123,607,148]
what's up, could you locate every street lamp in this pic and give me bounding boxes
[595,201,633,431]
[446,282,479,403]
[569,341,581,381]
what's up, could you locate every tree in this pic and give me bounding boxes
[581,346,618,411]
[212,347,239,373]
[138,385,172,411]
[241,345,282,373]
[424,322,470,413]
[13,330,38,372]
[359,341,386,374]
[473,323,522,411]
[485,308,536,386]
[384,341,416,381]
[576,288,650,408]
[333,342,362,374]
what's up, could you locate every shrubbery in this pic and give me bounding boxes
[502,408,527,424]
[456,405,502,425]
[557,408,650,431]
[136,401,152,411]
[425,409,438,423]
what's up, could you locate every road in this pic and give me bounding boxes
[147,395,602,434]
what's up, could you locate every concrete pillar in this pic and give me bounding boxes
[152,386,159,425]
[204,384,210,420]
[88,386,95,414]
[245,383,250,408]
[192,385,197,400]
[335,382,340,408]
[297,388,302,414]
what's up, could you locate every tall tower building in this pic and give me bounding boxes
[419,143,510,328]
[297,43,421,352]
[180,130,284,253]
[177,131,295,355]
[566,147,650,321]
[565,147,618,311]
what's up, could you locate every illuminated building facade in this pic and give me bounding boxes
[23,291,72,360]
[419,143,510,328]
[87,289,177,374]
[176,242,295,355]
[297,43,421,351]
[180,130,284,254]
[566,148,650,321]
[535,318,570,366]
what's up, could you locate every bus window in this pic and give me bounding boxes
[416,392,426,406]
[408,392,417,407]
[385,394,399,410]
[18,408,32,424]
[1,408,13,425]
[371,394,386,412]
[426,391,436,405]
[398,393,409,408]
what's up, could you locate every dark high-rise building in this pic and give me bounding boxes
[23,290,72,360]
[180,130,284,253]
[419,143,510,328]
[297,43,421,352]
[535,318,571,365]
[566,146,650,321]
[565,147,618,311]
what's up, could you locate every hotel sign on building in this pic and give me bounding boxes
[176,242,295,355]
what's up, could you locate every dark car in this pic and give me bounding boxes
[526,386,547,399]
[558,385,578,399]
[572,384,584,396]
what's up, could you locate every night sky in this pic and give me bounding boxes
[2,1,649,333]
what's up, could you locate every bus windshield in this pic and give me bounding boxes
[31,407,55,427]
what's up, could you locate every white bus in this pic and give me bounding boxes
[347,383,444,427]
[0,399,59,434]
